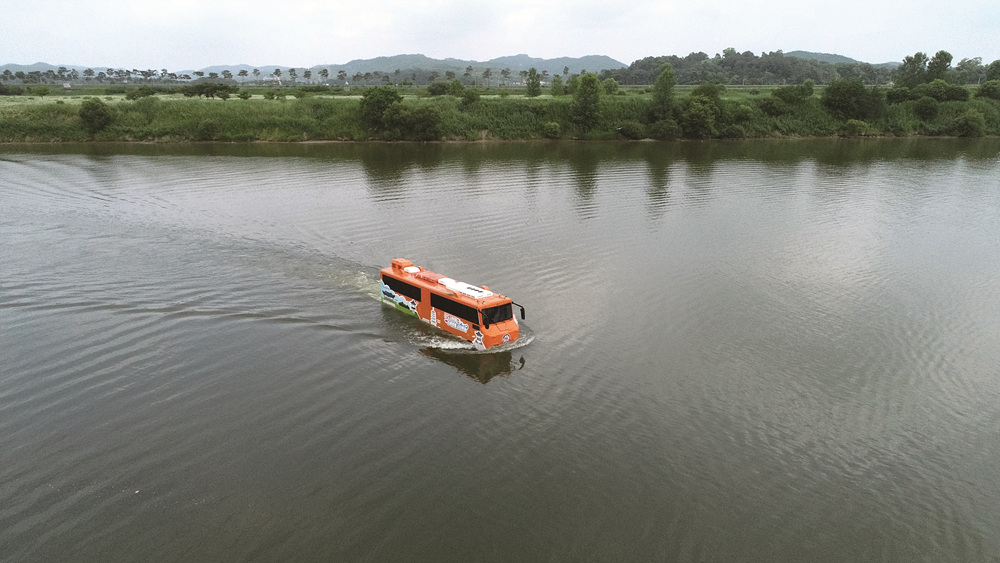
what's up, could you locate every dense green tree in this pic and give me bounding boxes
[757,96,790,116]
[954,57,984,84]
[526,67,541,97]
[359,86,402,133]
[566,74,580,95]
[885,86,914,104]
[913,79,969,101]
[948,110,986,137]
[680,83,725,138]
[427,82,449,95]
[602,78,619,95]
[181,83,237,99]
[975,80,1000,100]
[986,60,1000,81]
[772,79,814,104]
[650,64,676,121]
[680,96,717,138]
[894,52,929,88]
[550,74,565,96]
[382,103,442,140]
[572,73,602,130]
[821,78,886,120]
[427,79,464,96]
[125,86,156,100]
[461,89,480,107]
[79,97,114,134]
[926,51,953,82]
[913,96,938,121]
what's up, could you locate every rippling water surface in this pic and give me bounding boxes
[3,140,1000,562]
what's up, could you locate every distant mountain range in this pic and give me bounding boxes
[0,54,627,78]
[193,54,629,79]
[1,51,901,78]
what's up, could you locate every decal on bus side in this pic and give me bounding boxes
[380,280,418,316]
[443,312,469,333]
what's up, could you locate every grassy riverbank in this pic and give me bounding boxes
[2,82,999,142]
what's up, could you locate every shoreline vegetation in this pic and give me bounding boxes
[3,61,1000,143]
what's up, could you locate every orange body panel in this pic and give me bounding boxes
[380,258,520,350]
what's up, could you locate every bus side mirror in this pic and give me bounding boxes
[513,302,525,320]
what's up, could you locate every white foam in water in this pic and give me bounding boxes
[420,325,536,355]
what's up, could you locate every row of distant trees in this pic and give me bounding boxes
[0,65,566,88]
[4,50,999,89]
[2,67,193,84]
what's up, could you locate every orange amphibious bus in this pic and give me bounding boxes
[380,258,525,350]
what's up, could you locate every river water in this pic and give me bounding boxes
[2,140,1000,562]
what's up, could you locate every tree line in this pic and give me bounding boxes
[360,60,1000,141]
[1,65,553,89]
[4,51,998,142]
[4,49,998,89]
[600,49,1000,86]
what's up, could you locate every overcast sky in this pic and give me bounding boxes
[3,0,998,71]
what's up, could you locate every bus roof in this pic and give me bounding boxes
[383,259,510,308]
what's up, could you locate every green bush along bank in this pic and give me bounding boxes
[2,75,1000,142]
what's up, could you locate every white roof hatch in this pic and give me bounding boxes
[438,277,494,299]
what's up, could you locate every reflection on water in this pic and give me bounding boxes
[419,348,525,384]
[3,139,1000,562]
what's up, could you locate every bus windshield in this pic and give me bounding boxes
[481,303,513,326]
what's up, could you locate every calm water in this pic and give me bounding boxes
[2,140,1000,562]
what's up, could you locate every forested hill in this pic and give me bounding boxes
[599,49,911,86]
[328,54,624,76]
[785,51,861,65]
